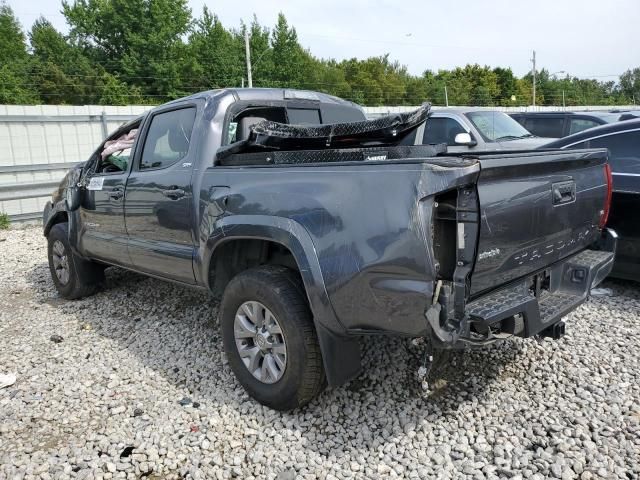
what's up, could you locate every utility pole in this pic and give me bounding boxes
[562,90,565,108]
[244,29,253,88]
[444,85,449,107]
[531,50,536,107]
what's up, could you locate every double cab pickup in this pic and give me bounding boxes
[43,89,616,410]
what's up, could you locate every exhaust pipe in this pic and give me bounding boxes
[540,321,566,340]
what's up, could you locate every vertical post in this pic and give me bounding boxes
[100,111,108,139]
[241,77,244,88]
[562,90,565,108]
[531,50,536,107]
[244,29,253,88]
[444,85,449,107]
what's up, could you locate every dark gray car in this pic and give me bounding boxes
[511,110,640,138]
[542,119,640,281]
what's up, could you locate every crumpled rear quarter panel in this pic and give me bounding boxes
[211,160,479,336]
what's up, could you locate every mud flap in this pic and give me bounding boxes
[315,322,362,387]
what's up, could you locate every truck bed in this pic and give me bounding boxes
[202,145,613,345]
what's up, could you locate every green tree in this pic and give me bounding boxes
[62,0,192,101]
[269,13,314,89]
[29,18,138,105]
[308,58,351,99]
[0,2,38,103]
[187,7,244,89]
[493,67,518,105]
[619,68,640,103]
[0,1,27,62]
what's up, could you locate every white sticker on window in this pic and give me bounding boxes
[87,177,104,191]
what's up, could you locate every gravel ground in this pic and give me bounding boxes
[0,227,639,480]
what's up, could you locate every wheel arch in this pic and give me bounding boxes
[43,202,69,237]
[203,216,362,387]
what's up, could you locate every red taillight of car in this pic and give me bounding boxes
[599,163,613,229]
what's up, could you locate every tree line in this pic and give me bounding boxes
[1,0,639,107]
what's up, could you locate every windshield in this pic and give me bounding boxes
[465,111,533,142]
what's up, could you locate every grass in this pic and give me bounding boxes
[0,212,10,230]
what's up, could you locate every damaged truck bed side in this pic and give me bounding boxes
[43,88,616,410]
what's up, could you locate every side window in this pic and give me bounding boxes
[423,117,466,146]
[524,117,564,138]
[99,126,138,173]
[569,118,600,135]
[140,107,196,170]
[590,131,640,174]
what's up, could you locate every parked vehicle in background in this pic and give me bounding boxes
[42,89,616,410]
[542,119,640,281]
[510,110,640,138]
[418,108,552,151]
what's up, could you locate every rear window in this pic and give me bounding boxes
[288,108,321,125]
[524,117,564,138]
[320,104,366,124]
[569,118,600,135]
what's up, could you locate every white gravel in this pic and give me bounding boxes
[1,227,639,480]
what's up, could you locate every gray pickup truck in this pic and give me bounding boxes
[43,88,616,410]
[420,108,552,152]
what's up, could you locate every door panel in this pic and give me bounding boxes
[78,173,131,265]
[124,106,198,284]
[125,167,195,283]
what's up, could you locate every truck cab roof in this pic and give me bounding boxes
[160,88,363,109]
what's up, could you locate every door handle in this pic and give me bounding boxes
[162,188,186,200]
[552,181,576,205]
[108,188,124,200]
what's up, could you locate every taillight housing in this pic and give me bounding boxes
[599,163,613,229]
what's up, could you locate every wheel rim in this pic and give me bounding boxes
[234,301,287,384]
[51,240,70,285]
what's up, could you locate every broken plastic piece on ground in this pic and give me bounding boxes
[591,287,614,296]
[0,373,16,389]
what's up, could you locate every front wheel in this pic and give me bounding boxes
[47,222,104,299]
[219,265,325,410]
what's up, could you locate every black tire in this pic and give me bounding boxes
[220,265,325,410]
[47,222,104,299]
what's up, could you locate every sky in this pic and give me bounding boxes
[8,0,640,79]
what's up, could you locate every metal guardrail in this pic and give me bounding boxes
[0,113,137,138]
[0,162,80,174]
[1,111,140,222]
[0,163,82,204]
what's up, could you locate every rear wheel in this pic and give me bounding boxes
[220,265,325,410]
[47,222,104,299]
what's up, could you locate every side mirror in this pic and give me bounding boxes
[64,168,84,211]
[454,132,477,146]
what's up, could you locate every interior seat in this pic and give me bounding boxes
[237,116,267,141]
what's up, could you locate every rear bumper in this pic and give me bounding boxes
[431,228,617,348]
